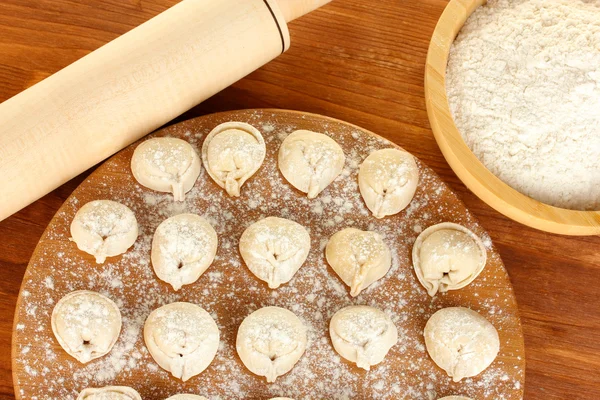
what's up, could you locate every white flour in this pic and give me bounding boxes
[447,0,600,210]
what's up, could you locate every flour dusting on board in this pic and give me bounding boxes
[14,111,523,399]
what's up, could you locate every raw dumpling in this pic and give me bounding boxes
[236,306,307,382]
[329,305,397,371]
[413,222,487,296]
[326,228,392,297]
[144,302,220,381]
[202,122,266,197]
[131,137,201,201]
[151,213,218,291]
[239,217,310,289]
[52,290,122,364]
[77,386,141,400]
[424,307,499,382]
[358,148,419,218]
[438,397,473,400]
[278,130,345,198]
[165,396,209,400]
[70,200,138,264]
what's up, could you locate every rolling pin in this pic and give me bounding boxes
[0,0,331,221]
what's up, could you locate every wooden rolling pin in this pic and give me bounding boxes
[0,0,331,221]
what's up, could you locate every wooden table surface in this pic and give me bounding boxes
[0,0,598,399]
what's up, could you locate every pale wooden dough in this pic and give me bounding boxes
[70,200,138,264]
[239,217,310,289]
[52,290,122,364]
[236,306,307,382]
[413,222,487,296]
[278,130,345,198]
[151,213,218,291]
[131,137,201,201]
[329,305,398,371]
[424,307,499,382]
[358,148,419,218]
[202,122,266,197]
[326,228,392,297]
[77,386,141,400]
[144,302,219,382]
[165,396,209,400]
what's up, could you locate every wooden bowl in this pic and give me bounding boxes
[424,0,600,236]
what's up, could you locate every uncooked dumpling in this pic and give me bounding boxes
[326,228,392,297]
[70,200,138,264]
[278,130,345,198]
[413,222,487,296]
[329,305,397,371]
[236,306,307,382]
[77,386,141,400]
[151,213,218,291]
[358,148,419,218]
[144,302,220,381]
[424,307,499,382]
[239,217,310,289]
[165,396,209,400]
[202,122,266,197]
[52,290,122,364]
[131,137,201,201]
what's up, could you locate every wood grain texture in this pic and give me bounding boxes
[0,0,598,399]
[425,0,600,235]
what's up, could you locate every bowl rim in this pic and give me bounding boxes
[424,0,600,236]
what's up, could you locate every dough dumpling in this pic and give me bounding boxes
[326,228,392,297]
[151,213,218,291]
[165,396,209,400]
[358,148,419,218]
[144,302,219,381]
[52,290,122,364]
[70,200,138,264]
[413,222,487,296]
[278,130,345,198]
[424,307,499,382]
[330,305,397,371]
[77,386,141,400]
[202,122,266,197]
[239,217,310,289]
[131,137,201,201]
[236,306,307,382]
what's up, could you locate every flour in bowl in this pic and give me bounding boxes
[447,0,600,210]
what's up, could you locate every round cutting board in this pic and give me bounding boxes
[12,110,525,400]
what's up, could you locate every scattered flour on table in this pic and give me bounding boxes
[447,0,600,210]
[14,111,523,399]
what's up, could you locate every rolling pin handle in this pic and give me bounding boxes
[276,0,332,22]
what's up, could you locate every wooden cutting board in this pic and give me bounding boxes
[12,109,525,399]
